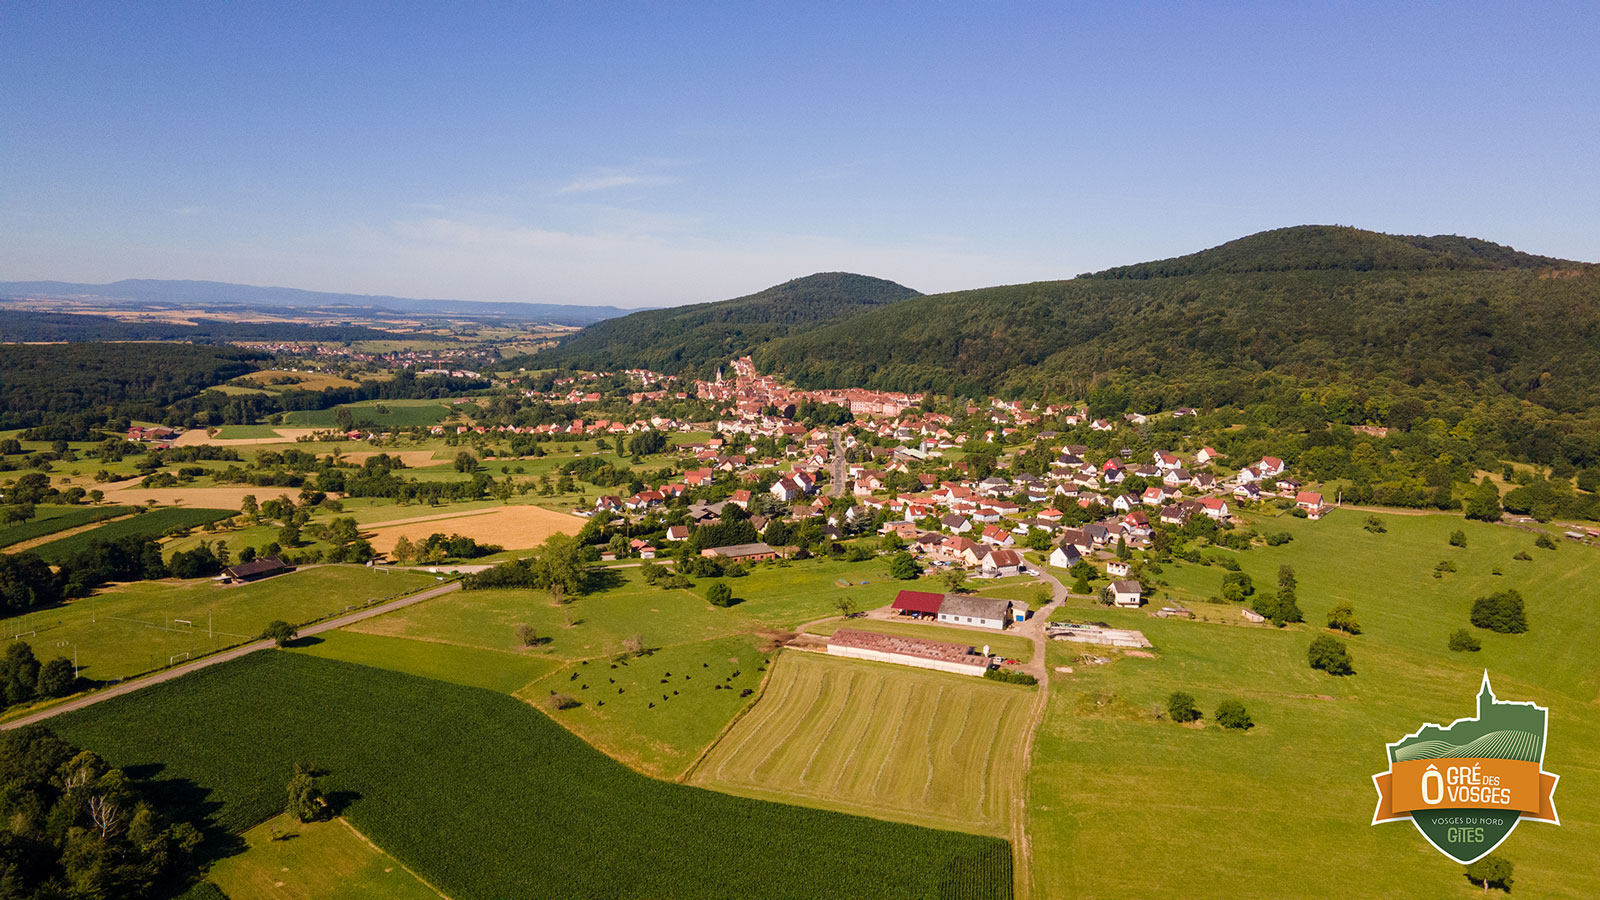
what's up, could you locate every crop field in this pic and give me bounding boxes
[0,504,134,549]
[205,814,443,900]
[53,652,1014,900]
[363,503,581,553]
[693,651,1033,836]
[30,506,236,563]
[285,400,453,428]
[0,566,439,685]
[801,618,1036,663]
[1027,510,1600,899]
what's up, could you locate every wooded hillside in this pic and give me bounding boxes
[523,272,919,377]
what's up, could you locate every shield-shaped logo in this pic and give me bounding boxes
[1372,672,1559,863]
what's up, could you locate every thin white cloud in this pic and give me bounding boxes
[557,171,680,194]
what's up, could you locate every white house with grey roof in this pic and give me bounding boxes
[936,594,1012,630]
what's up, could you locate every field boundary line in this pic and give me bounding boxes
[338,817,454,900]
[680,646,788,785]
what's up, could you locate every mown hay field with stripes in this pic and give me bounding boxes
[692,650,1034,836]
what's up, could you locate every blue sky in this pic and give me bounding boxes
[3,2,1596,307]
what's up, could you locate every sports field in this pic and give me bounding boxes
[53,652,1014,900]
[205,814,444,900]
[1027,510,1600,899]
[693,651,1034,836]
[0,566,439,685]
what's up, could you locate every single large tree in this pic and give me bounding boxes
[286,764,325,822]
[1463,854,1513,893]
[1308,634,1354,675]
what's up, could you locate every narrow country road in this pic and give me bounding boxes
[1006,566,1066,900]
[2,580,463,730]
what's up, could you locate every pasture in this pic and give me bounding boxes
[53,652,1014,900]
[515,633,770,778]
[1027,510,1600,899]
[0,565,438,684]
[205,814,443,900]
[693,651,1033,836]
[293,630,559,694]
[29,506,236,563]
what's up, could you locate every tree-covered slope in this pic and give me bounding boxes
[523,272,919,376]
[1082,225,1569,279]
[754,228,1598,421]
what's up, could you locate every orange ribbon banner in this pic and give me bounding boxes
[1374,758,1558,820]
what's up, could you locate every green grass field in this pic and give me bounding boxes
[206,814,443,900]
[30,507,236,563]
[1027,510,1600,899]
[0,566,439,685]
[284,401,453,429]
[0,504,134,549]
[292,630,559,694]
[212,424,293,438]
[54,652,1013,900]
[693,651,1034,836]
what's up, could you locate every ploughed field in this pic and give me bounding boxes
[693,650,1034,836]
[53,652,1014,900]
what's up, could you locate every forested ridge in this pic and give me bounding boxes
[753,227,1600,464]
[0,344,266,429]
[0,343,485,434]
[520,272,919,376]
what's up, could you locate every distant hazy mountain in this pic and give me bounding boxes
[524,272,920,375]
[0,278,643,326]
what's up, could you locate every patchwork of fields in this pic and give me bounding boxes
[0,503,133,549]
[54,652,1014,900]
[694,651,1034,836]
[0,565,440,685]
[30,506,235,563]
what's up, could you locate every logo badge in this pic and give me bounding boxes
[1372,672,1559,863]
